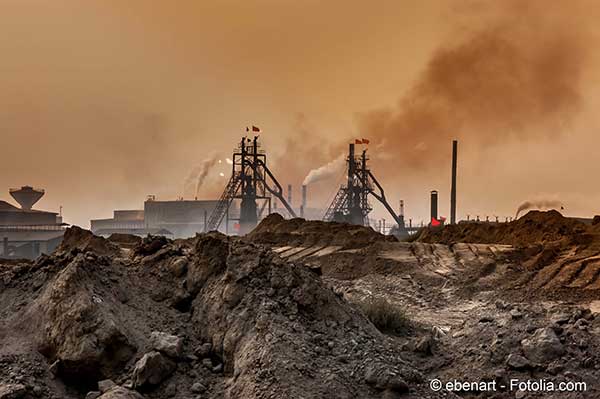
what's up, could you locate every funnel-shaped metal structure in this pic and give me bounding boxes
[9,186,45,210]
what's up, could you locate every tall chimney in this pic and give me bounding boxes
[431,190,438,221]
[450,140,458,224]
[287,184,292,206]
[301,185,307,209]
[399,200,404,217]
[301,185,307,218]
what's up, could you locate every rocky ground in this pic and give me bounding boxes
[1,211,599,398]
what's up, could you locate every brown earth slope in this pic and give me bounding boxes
[415,210,589,247]
[0,227,445,399]
[247,213,396,249]
[254,213,600,399]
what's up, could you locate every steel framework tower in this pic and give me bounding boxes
[206,136,295,234]
[323,143,404,231]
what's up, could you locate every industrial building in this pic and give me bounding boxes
[91,198,230,238]
[144,198,221,238]
[89,209,173,237]
[0,186,66,259]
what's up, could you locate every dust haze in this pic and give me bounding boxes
[1,0,600,226]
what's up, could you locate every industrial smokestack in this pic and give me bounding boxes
[431,190,438,221]
[399,200,404,217]
[450,140,458,224]
[302,185,307,209]
[287,184,292,206]
[301,185,307,218]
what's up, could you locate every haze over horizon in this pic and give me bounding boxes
[2,0,600,228]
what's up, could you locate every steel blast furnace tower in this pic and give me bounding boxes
[323,143,405,233]
[206,136,296,234]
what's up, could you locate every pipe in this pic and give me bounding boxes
[287,184,292,206]
[450,140,458,224]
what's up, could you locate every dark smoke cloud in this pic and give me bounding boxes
[358,2,586,170]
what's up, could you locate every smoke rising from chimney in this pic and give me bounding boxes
[302,154,346,186]
[358,2,587,170]
[184,155,218,199]
[515,199,564,219]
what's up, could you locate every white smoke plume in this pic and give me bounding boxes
[515,199,564,218]
[302,154,345,186]
[184,155,218,198]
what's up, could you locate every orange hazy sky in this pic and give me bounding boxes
[2,0,600,227]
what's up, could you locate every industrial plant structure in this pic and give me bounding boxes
[0,186,66,259]
[206,136,295,234]
[323,142,409,237]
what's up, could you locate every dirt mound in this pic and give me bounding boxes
[416,210,588,247]
[0,230,441,399]
[108,234,143,248]
[59,226,120,256]
[247,213,396,249]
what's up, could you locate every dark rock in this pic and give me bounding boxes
[132,351,176,388]
[150,331,184,358]
[521,328,565,364]
[169,257,188,277]
[506,354,530,370]
[191,382,206,393]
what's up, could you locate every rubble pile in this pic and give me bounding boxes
[247,213,396,249]
[246,215,600,398]
[2,213,600,399]
[416,210,589,247]
[0,228,442,399]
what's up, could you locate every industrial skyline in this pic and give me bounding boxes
[2,0,600,227]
